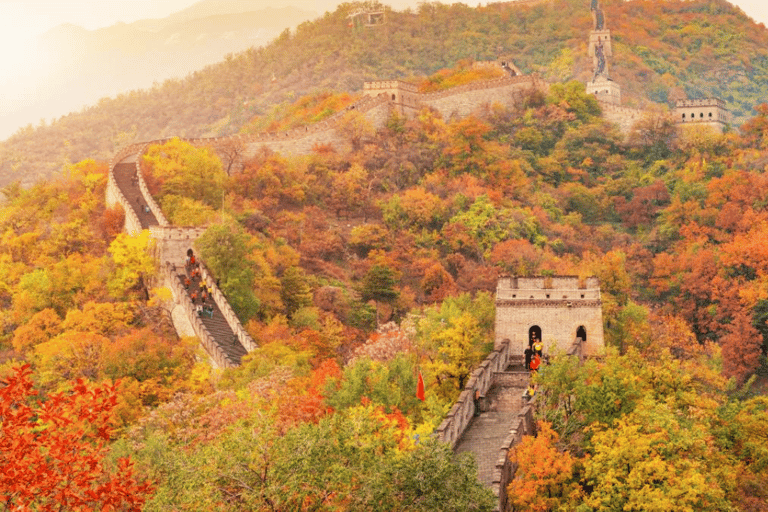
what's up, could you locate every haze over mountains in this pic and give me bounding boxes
[0,0,319,140]
[2,0,768,189]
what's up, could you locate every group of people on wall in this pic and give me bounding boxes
[523,333,543,401]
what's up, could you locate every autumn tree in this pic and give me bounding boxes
[0,365,153,510]
[107,230,157,299]
[280,265,313,318]
[141,137,227,209]
[507,422,582,511]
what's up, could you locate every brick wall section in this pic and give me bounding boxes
[134,142,169,227]
[598,100,646,134]
[437,339,514,449]
[162,261,237,368]
[150,226,207,267]
[421,75,547,119]
[106,143,146,235]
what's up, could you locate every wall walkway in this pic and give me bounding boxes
[107,149,257,368]
[446,338,584,512]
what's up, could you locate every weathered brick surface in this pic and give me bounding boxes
[495,275,606,357]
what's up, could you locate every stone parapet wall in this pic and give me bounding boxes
[494,402,535,512]
[197,262,258,353]
[437,338,513,449]
[134,143,169,227]
[162,262,236,368]
[598,101,646,134]
[151,226,207,268]
[422,76,545,119]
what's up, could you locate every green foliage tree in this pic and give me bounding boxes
[195,220,259,321]
[325,354,420,414]
[280,265,313,318]
[361,264,399,326]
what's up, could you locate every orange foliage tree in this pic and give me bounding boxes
[0,365,153,510]
[507,421,582,511]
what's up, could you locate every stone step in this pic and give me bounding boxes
[173,271,248,365]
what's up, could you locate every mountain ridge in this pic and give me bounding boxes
[2,0,767,188]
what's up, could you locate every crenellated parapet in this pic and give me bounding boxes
[495,275,605,357]
[437,338,515,449]
[674,97,731,132]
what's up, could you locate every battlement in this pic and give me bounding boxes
[587,78,621,105]
[363,80,419,93]
[676,98,727,109]
[496,276,601,301]
[674,97,730,130]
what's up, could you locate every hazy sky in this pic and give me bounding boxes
[1,0,764,40]
[0,0,763,82]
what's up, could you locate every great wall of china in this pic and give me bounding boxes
[105,73,593,508]
[103,0,729,499]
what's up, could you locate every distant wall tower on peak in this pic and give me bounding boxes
[586,0,621,105]
[674,97,731,132]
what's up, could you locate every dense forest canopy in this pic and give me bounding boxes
[1,0,767,186]
[3,70,768,506]
[2,0,768,508]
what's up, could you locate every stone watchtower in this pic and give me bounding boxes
[586,0,621,105]
[674,98,731,133]
[495,276,605,357]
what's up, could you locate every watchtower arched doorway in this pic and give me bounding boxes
[528,325,542,349]
[576,325,587,343]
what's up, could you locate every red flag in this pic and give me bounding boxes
[416,371,425,401]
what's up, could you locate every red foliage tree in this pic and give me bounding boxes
[0,365,153,510]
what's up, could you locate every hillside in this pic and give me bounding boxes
[1,0,767,188]
[3,69,768,507]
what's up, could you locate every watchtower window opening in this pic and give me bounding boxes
[391,94,396,101]
[528,326,542,348]
[576,325,587,342]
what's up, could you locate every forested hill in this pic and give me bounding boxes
[1,0,766,187]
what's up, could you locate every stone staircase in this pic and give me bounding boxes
[173,266,248,365]
[109,151,255,368]
[454,366,531,488]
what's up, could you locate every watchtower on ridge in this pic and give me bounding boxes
[586,0,621,105]
[494,276,605,358]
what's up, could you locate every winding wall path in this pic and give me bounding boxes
[108,150,256,368]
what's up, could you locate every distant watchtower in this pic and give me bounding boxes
[363,80,421,116]
[585,0,621,105]
[495,276,605,357]
[674,98,730,132]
